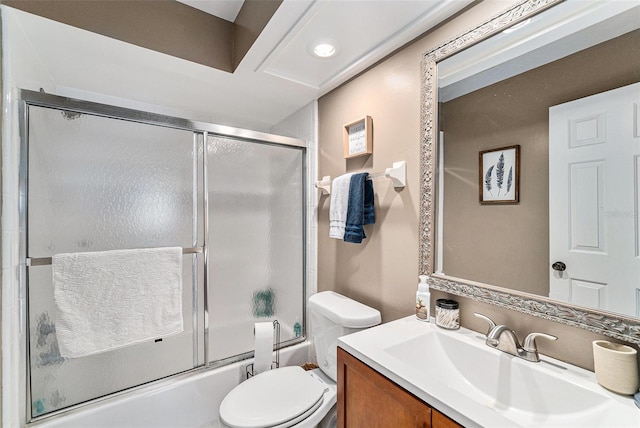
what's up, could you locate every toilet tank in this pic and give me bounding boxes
[308,291,381,381]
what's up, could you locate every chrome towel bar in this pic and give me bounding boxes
[26,247,203,267]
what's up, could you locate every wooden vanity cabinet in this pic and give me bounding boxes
[337,347,463,428]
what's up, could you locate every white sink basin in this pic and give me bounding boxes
[338,316,639,427]
[384,329,606,423]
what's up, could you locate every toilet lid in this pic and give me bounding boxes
[219,366,326,428]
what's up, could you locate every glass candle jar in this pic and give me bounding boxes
[435,299,460,330]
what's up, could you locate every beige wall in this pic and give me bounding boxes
[4,0,235,71]
[441,30,640,296]
[318,1,639,370]
[234,0,282,69]
[318,1,515,322]
[3,0,281,72]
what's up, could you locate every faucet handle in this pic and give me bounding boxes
[473,313,497,336]
[523,332,557,352]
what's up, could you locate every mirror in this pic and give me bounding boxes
[420,0,640,343]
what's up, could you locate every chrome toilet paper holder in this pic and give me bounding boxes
[246,320,280,379]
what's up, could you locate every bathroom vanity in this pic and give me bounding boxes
[337,347,460,428]
[337,317,639,428]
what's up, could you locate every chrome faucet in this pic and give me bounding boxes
[473,313,557,362]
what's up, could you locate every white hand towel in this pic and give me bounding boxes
[329,173,355,239]
[52,247,184,358]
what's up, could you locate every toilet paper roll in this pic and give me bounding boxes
[253,322,274,376]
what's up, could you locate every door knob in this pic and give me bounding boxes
[551,261,566,272]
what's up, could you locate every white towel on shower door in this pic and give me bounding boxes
[52,247,184,358]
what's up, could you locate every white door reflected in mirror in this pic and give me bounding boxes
[549,82,640,317]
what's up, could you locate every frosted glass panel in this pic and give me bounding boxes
[208,136,304,362]
[26,106,200,417]
[28,259,198,417]
[28,107,195,254]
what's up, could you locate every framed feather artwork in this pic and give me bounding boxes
[479,145,520,204]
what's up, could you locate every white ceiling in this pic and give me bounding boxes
[5,0,473,132]
[260,0,469,90]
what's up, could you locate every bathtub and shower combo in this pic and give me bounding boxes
[16,90,310,426]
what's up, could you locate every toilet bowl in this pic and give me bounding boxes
[219,366,336,428]
[219,291,381,428]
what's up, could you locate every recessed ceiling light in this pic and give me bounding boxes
[314,43,336,58]
[308,38,339,59]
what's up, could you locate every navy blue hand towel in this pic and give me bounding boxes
[363,178,375,225]
[344,173,375,244]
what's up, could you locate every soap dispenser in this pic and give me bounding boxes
[416,275,431,322]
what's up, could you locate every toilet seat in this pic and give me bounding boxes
[219,366,327,428]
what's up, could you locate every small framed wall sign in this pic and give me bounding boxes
[479,145,520,204]
[343,116,372,159]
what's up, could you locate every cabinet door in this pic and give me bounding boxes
[432,409,463,428]
[337,347,432,428]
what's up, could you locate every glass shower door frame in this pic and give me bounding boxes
[17,89,307,422]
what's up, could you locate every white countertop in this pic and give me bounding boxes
[338,316,640,427]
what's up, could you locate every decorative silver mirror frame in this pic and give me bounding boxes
[419,0,640,344]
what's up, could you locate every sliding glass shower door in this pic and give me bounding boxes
[26,106,203,417]
[20,91,306,422]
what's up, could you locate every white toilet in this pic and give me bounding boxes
[219,291,381,428]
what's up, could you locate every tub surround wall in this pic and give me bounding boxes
[270,100,320,318]
[2,7,59,425]
[271,102,320,355]
[317,0,639,371]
